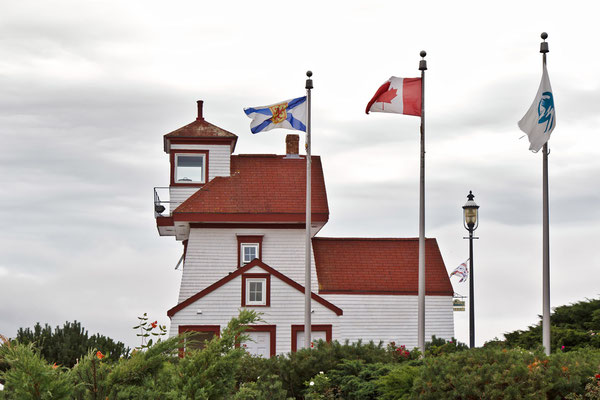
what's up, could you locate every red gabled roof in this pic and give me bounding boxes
[312,238,453,296]
[167,259,343,317]
[173,155,329,223]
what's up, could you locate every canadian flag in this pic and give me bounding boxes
[366,76,422,116]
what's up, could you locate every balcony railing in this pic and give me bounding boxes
[154,187,174,218]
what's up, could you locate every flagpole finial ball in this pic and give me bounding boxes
[306,71,313,77]
[420,50,426,58]
[541,32,548,40]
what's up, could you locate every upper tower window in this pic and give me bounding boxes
[170,150,209,186]
[175,154,205,183]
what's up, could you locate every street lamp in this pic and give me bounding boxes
[463,191,479,348]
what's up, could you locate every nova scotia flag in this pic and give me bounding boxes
[244,96,307,134]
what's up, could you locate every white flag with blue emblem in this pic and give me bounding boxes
[244,96,307,134]
[518,64,556,152]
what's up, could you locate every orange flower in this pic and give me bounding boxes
[96,350,104,360]
[151,321,158,329]
[52,362,58,369]
[562,366,569,372]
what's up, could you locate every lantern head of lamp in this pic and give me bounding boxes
[463,191,479,231]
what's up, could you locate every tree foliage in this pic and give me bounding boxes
[14,321,130,367]
[502,298,600,351]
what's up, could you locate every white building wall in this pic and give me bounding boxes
[169,144,231,212]
[169,264,339,355]
[319,294,455,349]
[179,228,318,303]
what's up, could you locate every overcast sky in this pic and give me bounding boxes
[1,0,599,349]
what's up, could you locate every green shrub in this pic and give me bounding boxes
[234,374,291,400]
[376,364,420,400]
[410,347,600,399]
[0,342,72,399]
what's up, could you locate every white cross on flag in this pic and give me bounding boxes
[366,76,422,116]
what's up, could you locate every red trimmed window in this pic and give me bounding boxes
[238,325,276,357]
[237,235,263,267]
[178,325,220,357]
[291,324,332,352]
[242,273,270,307]
[170,150,209,186]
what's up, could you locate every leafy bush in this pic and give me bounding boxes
[503,298,600,352]
[410,346,600,399]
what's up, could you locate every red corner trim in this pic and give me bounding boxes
[291,324,333,352]
[156,216,174,226]
[173,212,329,223]
[241,273,270,307]
[167,259,343,317]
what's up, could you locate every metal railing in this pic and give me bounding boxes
[154,187,174,218]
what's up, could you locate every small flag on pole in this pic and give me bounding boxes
[366,77,422,116]
[518,63,556,152]
[450,259,469,283]
[244,96,307,134]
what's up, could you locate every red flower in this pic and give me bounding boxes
[96,351,104,360]
[595,374,600,380]
[310,342,314,348]
[151,321,158,329]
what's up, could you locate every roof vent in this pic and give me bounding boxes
[196,100,204,121]
[284,134,300,159]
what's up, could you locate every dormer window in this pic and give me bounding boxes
[237,235,263,268]
[170,150,209,186]
[175,154,205,183]
[241,243,259,266]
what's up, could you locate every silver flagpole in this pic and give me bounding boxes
[417,51,427,354]
[304,71,313,350]
[540,32,551,356]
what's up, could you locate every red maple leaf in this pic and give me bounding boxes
[377,88,397,104]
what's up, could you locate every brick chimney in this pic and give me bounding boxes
[285,134,300,158]
[196,100,204,121]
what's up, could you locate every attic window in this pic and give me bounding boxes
[175,154,206,183]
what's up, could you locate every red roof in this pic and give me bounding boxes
[312,238,453,296]
[173,155,329,223]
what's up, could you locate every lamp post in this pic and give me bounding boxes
[463,191,479,348]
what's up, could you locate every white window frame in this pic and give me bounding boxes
[240,243,260,266]
[175,153,206,183]
[245,278,267,306]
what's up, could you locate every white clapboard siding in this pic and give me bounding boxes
[319,294,454,349]
[179,228,318,302]
[169,144,231,211]
[170,264,339,355]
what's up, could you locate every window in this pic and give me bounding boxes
[175,153,205,183]
[242,273,270,307]
[246,278,266,305]
[291,325,332,352]
[236,235,263,268]
[178,325,220,357]
[241,243,259,266]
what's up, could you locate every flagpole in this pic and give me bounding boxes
[417,51,427,355]
[540,32,551,356]
[304,70,313,350]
